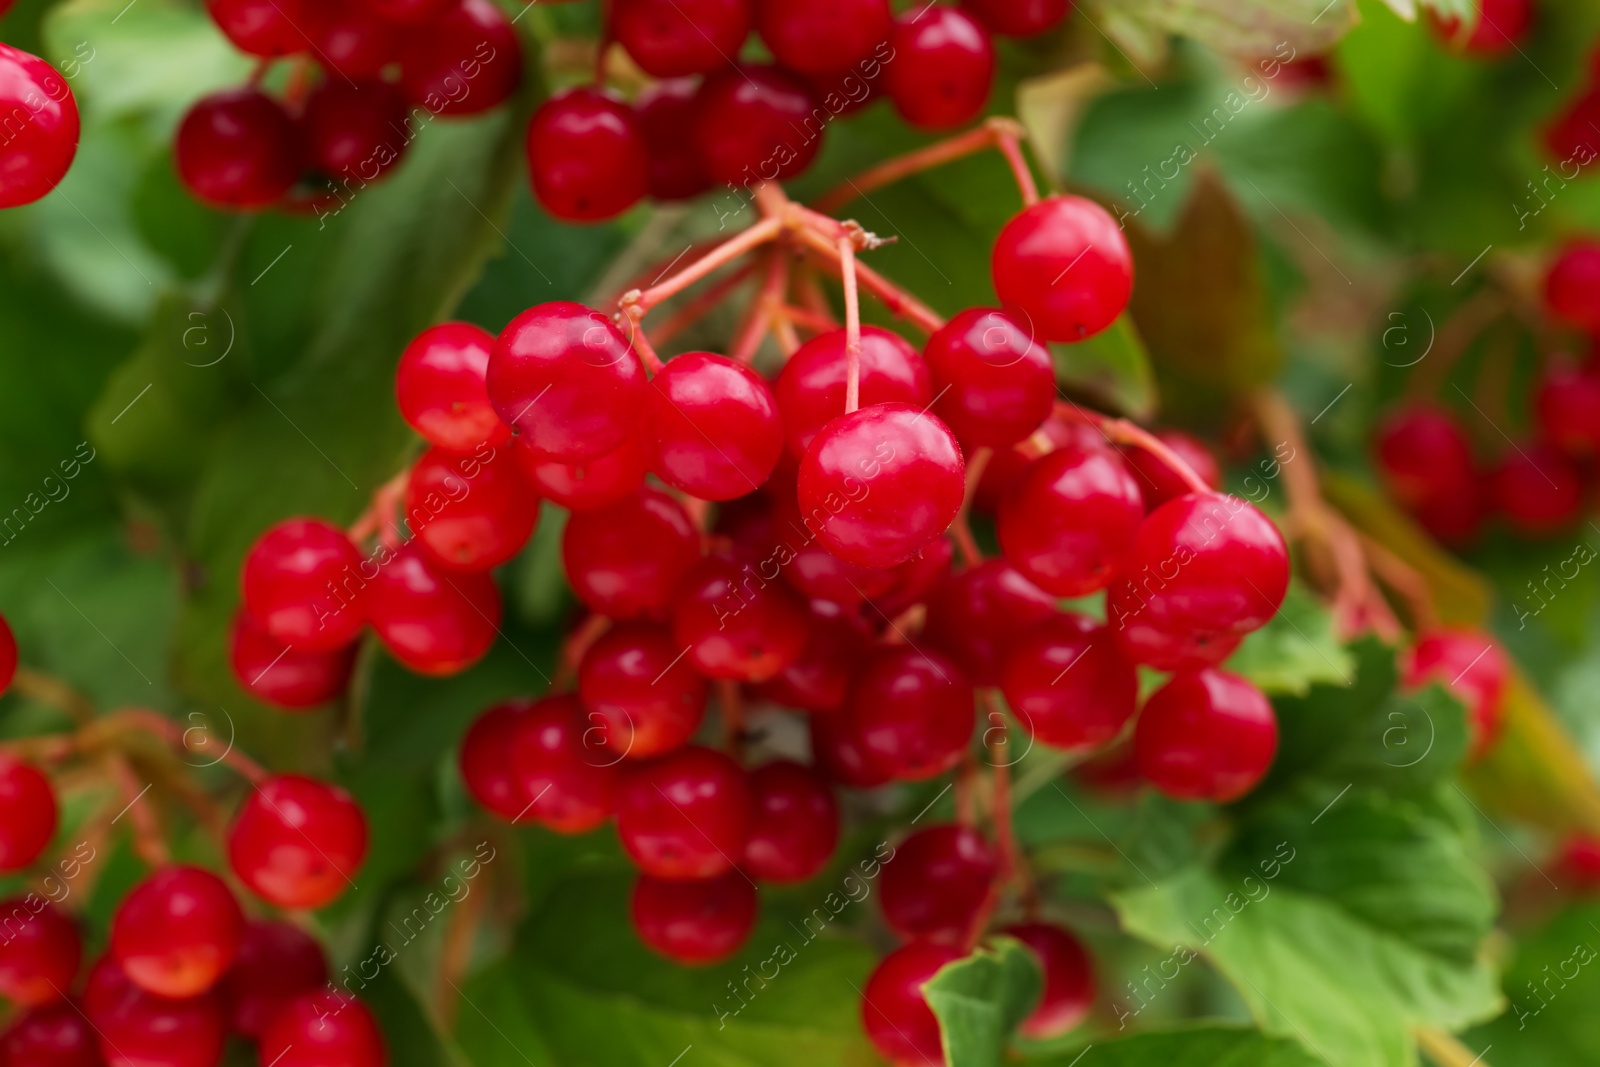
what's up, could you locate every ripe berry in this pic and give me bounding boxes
[997,443,1144,596]
[110,866,243,998]
[692,65,823,186]
[0,756,57,870]
[174,89,299,210]
[307,0,400,80]
[1490,442,1583,535]
[960,0,1069,37]
[848,647,974,781]
[635,79,711,201]
[645,353,784,500]
[774,326,931,458]
[0,1002,101,1067]
[1545,239,1600,329]
[229,609,356,709]
[301,80,409,183]
[922,560,1056,685]
[365,542,501,675]
[797,403,966,570]
[206,0,308,55]
[84,958,225,1067]
[613,0,752,77]
[860,943,963,1066]
[241,517,366,652]
[1404,628,1508,757]
[228,775,368,910]
[883,7,995,130]
[868,536,956,620]
[526,88,649,222]
[0,44,79,209]
[1431,0,1532,57]
[578,622,707,760]
[562,487,700,619]
[1121,430,1222,511]
[992,195,1133,342]
[1556,834,1600,893]
[398,0,521,116]
[514,432,646,510]
[1373,405,1476,508]
[973,415,1094,514]
[808,707,893,787]
[879,824,996,942]
[754,0,891,74]
[630,872,757,965]
[672,550,810,682]
[614,746,751,879]
[218,920,327,1038]
[767,496,899,605]
[508,693,620,832]
[395,322,505,452]
[460,699,541,821]
[999,922,1094,1038]
[1104,588,1243,672]
[751,609,869,713]
[0,901,80,1006]
[259,990,386,1067]
[405,444,539,571]
[1536,363,1600,456]
[1134,669,1278,802]
[923,308,1052,447]
[1545,89,1600,163]
[487,301,647,462]
[742,760,839,883]
[0,611,15,695]
[1002,614,1137,750]
[357,0,451,23]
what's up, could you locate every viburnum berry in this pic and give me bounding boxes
[218,920,328,1039]
[644,352,784,500]
[460,699,541,821]
[1404,628,1508,757]
[0,1001,101,1067]
[1373,405,1476,508]
[84,957,226,1067]
[241,517,366,652]
[357,0,451,23]
[614,746,751,879]
[174,89,299,210]
[630,872,758,965]
[1105,590,1243,672]
[205,0,308,55]
[774,325,932,458]
[973,416,1095,514]
[0,611,16,695]
[1536,363,1600,456]
[398,0,521,116]
[848,647,974,781]
[578,622,707,760]
[526,88,649,222]
[1545,88,1600,164]
[1002,614,1138,750]
[999,922,1095,1038]
[365,542,501,675]
[753,0,891,74]
[0,901,80,1006]
[808,706,893,787]
[562,486,700,620]
[1121,429,1222,511]
[307,0,400,80]
[0,44,79,210]
[879,824,996,942]
[259,989,386,1067]
[672,550,810,682]
[751,608,870,713]
[1556,834,1600,893]
[514,433,646,511]
[692,65,824,186]
[1134,669,1279,802]
[613,0,751,77]
[229,610,356,710]
[868,536,956,619]
[922,560,1056,685]
[1490,442,1583,535]
[923,308,1052,448]
[1545,239,1600,329]
[301,80,409,183]
[228,775,369,910]
[860,943,963,1066]
[998,443,1145,596]
[405,444,539,571]
[1430,0,1532,57]
[634,79,711,201]
[883,7,996,131]
[0,755,57,870]
[992,195,1133,342]
[487,301,646,462]
[508,693,620,832]
[766,496,899,605]
[742,760,839,883]
[110,866,243,999]
[960,0,1069,37]
[395,322,506,452]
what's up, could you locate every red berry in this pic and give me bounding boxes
[228,775,368,909]
[973,416,1094,514]
[307,0,400,80]
[508,693,620,832]
[357,0,450,23]
[635,79,711,201]
[1002,614,1137,750]
[1134,669,1278,802]
[1410,488,1486,548]
[992,195,1133,342]
[1104,588,1243,672]
[1431,0,1532,56]
[808,707,893,787]
[302,80,409,183]
[1544,89,1600,163]
[671,550,810,682]
[259,990,386,1067]
[526,88,648,222]
[630,872,757,965]
[1536,363,1600,456]
[883,7,995,130]
[1556,834,1600,893]
[960,0,1069,36]
[84,958,225,1067]
[774,325,931,458]
[513,432,646,510]
[613,0,751,77]
[365,542,501,675]
[395,322,505,452]
[175,89,299,210]
[578,622,707,760]
[1490,442,1583,535]
[644,352,784,500]
[923,308,1052,448]
[848,647,974,781]
[750,608,869,713]
[692,65,824,186]
[753,0,890,74]
[0,901,80,1006]
[0,756,56,871]
[405,444,539,571]
[742,760,839,883]
[0,44,79,209]
[460,699,541,821]
[488,301,647,463]
[765,495,899,605]
[998,443,1144,596]
[922,560,1056,685]
[860,943,963,1066]
[229,610,356,710]
[614,746,751,879]
[1121,430,1221,511]
[562,487,700,620]
[867,536,955,620]
[0,1002,101,1067]
[880,824,996,942]
[218,920,327,1039]
[0,611,16,695]
[1546,239,1600,329]
[1404,628,1508,758]
[1374,405,1475,508]
[110,867,243,999]
[241,517,366,652]
[398,0,521,116]
[999,922,1094,1038]
[205,0,308,55]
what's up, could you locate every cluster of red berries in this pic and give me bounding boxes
[0,43,80,209]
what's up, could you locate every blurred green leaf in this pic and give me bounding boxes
[1229,581,1355,696]
[925,937,1042,1067]
[1029,1024,1322,1065]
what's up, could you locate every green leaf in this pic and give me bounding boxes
[1462,901,1600,1064]
[924,938,1042,1067]
[1094,0,1358,60]
[1228,581,1355,696]
[1030,1024,1322,1066]
[1054,314,1157,419]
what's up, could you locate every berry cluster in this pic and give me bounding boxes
[0,43,80,209]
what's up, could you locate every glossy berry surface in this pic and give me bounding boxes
[613,0,751,77]
[229,609,356,709]
[357,0,451,23]
[395,322,505,452]
[259,990,387,1067]
[1373,405,1476,508]
[205,0,308,55]
[992,195,1133,342]
[774,325,931,458]
[808,707,894,787]
[1405,628,1508,757]
[405,444,539,571]
[998,443,1145,596]
[1545,239,1600,329]
[0,901,80,1006]
[1432,0,1532,56]
[174,89,298,210]
[365,542,501,675]
[751,609,867,713]
[960,0,1069,36]
[630,872,757,965]
[883,7,995,130]
[0,756,56,870]
[1000,922,1095,1038]
[923,307,1052,447]
[398,0,521,116]
[460,699,540,821]
[1104,585,1243,672]
[241,517,365,652]
[218,920,328,1038]
[754,0,891,74]
[307,0,400,80]
[508,693,620,832]
[515,432,646,510]
[692,65,823,186]
[634,79,711,201]
[578,623,708,761]
[1121,430,1222,511]
[848,647,974,781]
[0,1002,102,1067]
[487,301,646,462]
[922,559,1057,685]
[1536,363,1600,456]
[84,958,226,1067]
[302,80,408,182]
[742,760,839,883]
[671,550,810,682]
[228,774,368,909]
[526,88,648,222]
[110,866,243,998]
[879,824,996,942]
[614,746,751,879]
[0,44,79,209]
[562,487,700,620]
[860,943,963,1067]
[1002,613,1137,750]
[765,496,899,605]
[644,352,783,500]
[1490,443,1583,535]
[1134,669,1278,802]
